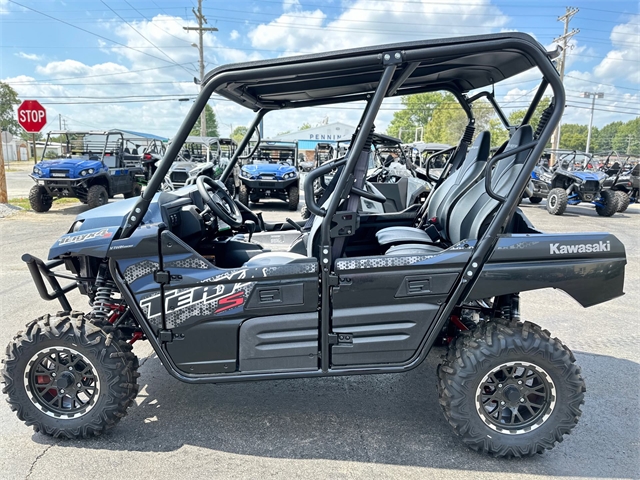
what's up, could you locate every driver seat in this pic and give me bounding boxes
[244,251,307,267]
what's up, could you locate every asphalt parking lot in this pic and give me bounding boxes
[0,174,638,479]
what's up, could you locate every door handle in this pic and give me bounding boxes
[407,279,430,294]
[259,288,281,303]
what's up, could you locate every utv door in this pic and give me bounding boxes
[330,249,470,366]
[157,231,320,375]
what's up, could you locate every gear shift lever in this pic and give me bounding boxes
[244,220,256,242]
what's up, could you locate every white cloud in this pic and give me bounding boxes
[0,0,9,15]
[15,52,44,61]
[249,0,510,55]
[593,17,640,84]
[229,29,240,41]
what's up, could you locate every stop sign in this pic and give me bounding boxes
[17,100,47,133]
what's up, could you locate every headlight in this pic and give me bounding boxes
[88,168,94,174]
[283,172,297,179]
[80,169,87,176]
[69,220,84,233]
[33,167,41,175]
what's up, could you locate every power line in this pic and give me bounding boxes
[6,0,190,69]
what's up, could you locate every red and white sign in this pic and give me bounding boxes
[17,100,47,133]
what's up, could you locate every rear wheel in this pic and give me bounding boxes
[546,188,567,215]
[528,196,543,204]
[238,183,250,207]
[614,190,630,213]
[287,184,300,211]
[437,319,585,458]
[2,313,139,439]
[86,185,108,209]
[595,189,618,217]
[123,183,142,199]
[28,185,52,213]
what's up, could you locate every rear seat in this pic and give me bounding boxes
[385,125,534,255]
[376,131,491,248]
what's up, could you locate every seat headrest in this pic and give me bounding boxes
[461,131,491,168]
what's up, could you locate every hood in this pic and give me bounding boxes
[572,171,607,182]
[36,158,103,170]
[242,163,296,175]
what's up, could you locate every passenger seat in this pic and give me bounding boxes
[385,126,534,255]
[376,131,491,248]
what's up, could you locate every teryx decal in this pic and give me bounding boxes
[549,241,610,255]
[139,269,251,320]
[59,229,113,245]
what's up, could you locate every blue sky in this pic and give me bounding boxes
[1,0,638,138]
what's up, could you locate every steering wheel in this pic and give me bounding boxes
[196,176,243,229]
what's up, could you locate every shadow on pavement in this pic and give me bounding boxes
[39,350,639,478]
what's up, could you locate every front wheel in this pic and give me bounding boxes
[238,183,249,207]
[86,185,109,209]
[2,313,139,438]
[287,184,300,211]
[614,190,630,213]
[546,188,567,215]
[437,319,585,458]
[28,185,52,213]
[595,189,618,217]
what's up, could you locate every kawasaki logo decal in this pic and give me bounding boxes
[549,241,610,255]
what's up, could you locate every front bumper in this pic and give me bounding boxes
[22,254,78,312]
[31,174,89,189]
[239,177,298,190]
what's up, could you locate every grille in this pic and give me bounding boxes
[170,171,189,184]
[50,169,69,178]
[582,180,600,192]
[259,173,276,179]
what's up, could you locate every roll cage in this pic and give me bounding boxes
[126,32,565,373]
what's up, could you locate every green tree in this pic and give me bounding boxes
[559,124,589,151]
[594,121,623,153]
[488,97,552,148]
[387,92,446,142]
[0,81,21,134]
[299,122,311,130]
[427,98,494,145]
[231,125,248,144]
[190,104,219,137]
[612,117,639,155]
[20,130,43,142]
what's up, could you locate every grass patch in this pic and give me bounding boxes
[9,197,80,211]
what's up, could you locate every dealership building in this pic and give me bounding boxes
[270,122,356,160]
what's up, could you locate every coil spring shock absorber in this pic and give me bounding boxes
[91,262,119,320]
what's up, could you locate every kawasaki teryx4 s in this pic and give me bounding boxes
[3,34,626,458]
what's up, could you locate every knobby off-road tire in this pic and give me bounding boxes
[595,189,619,217]
[287,185,300,211]
[123,183,142,199]
[2,312,140,439]
[300,203,310,220]
[87,185,109,209]
[437,319,585,458]
[614,190,630,213]
[546,188,568,215]
[528,196,543,204]
[225,178,236,198]
[238,184,250,207]
[28,185,53,213]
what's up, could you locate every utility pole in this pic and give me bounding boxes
[0,129,7,203]
[582,92,604,153]
[550,7,580,164]
[58,113,62,130]
[183,0,218,138]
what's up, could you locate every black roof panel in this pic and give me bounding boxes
[204,33,556,110]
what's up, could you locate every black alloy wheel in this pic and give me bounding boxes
[476,361,555,434]
[26,347,100,418]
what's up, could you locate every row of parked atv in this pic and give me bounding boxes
[523,150,639,217]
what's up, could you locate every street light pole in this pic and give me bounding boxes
[183,0,218,138]
[582,92,604,153]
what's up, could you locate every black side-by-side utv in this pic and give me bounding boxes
[2,33,626,458]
